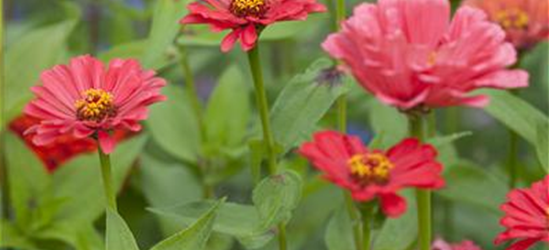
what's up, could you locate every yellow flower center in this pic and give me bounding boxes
[229,0,267,17]
[494,8,529,30]
[74,89,116,122]
[348,153,394,185]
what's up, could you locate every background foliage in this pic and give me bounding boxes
[1,0,548,249]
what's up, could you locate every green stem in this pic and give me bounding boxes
[179,44,214,198]
[98,148,117,211]
[408,115,431,250]
[360,203,374,250]
[247,44,285,250]
[335,0,346,25]
[179,45,206,141]
[247,45,277,175]
[344,192,363,250]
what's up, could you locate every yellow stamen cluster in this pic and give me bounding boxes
[348,153,394,185]
[230,0,267,17]
[494,8,529,30]
[75,89,116,122]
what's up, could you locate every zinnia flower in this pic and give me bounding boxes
[24,55,166,154]
[180,0,326,52]
[463,0,549,51]
[495,176,549,250]
[322,0,529,110]
[9,114,134,172]
[298,130,444,217]
[432,238,483,250]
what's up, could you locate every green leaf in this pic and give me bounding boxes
[150,199,223,250]
[437,161,507,214]
[325,206,354,250]
[271,58,348,154]
[427,131,473,148]
[367,99,408,149]
[536,122,548,172]
[149,201,270,249]
[481,89,549,146]
[5,132,50,229]
[140,154,203,235]
[141,0,189,69]
[252,170,303,229]
[106,208,140,250]
[204,65,251,150]
[150,171,302,249]
[51,135,148,224]
[4,19,77,123]
[374,191,417,250]
[147,84,201,163]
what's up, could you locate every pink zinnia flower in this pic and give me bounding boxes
[322,0,529,110]
[464,0,549,51]
[24,55,166,154]
[495,176,549,250]
[180,0,326,52]
[298,131,444,217]
[432,238,483,250]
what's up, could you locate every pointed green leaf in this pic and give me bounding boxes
[147,84,201,163]
[5,19,77,123]
[271,58,348,154]
[5,132,50,229]
[481,89,549,146]
[367,99,408,149]
[427,131,473,148]
[252,170,303,229]
[141,0,189,69]
[204,65,251,150]
[325,206,354,250]
[150,199,223,250]
[106,208,140,250]
[374,190,417,250]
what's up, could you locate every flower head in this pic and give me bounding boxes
[464,0,549,51]
[181,0,326,52]
[495,176,549,250]
[432,238,483,250]
[10,114,134,172]
[24,55,166,154]
[298,130,444,217]
[322,0,529,110]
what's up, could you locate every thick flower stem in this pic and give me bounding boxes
[247,45,286,250]
[98,148,117,211]
[409,115,431,250]
[360,203,374,250]
[247,45,277,175]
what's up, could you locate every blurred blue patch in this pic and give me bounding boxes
[347,123,373,144]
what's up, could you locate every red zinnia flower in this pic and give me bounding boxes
[9,114,134,172]
[463,0,549,51]
[180,0,326,52]
[24,55,166,154]
[495,176,549,250]
[322,0,528,110]
[432,238,483,250]
[298,130,444,217]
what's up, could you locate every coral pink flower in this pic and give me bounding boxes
[495,176,549,250]
[180,0,326,52]
[9,114,135,172]
[322,0,529,110]
[463,0,549,51]
[24,55,166,154]
[432,238,483,250]
[298,130,444,217]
